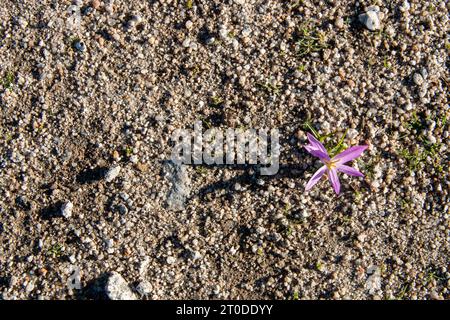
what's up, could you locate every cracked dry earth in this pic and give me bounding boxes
[0,0,449,300]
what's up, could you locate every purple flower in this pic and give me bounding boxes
[304,133,368,194]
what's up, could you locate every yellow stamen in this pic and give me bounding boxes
[324,159,338,170]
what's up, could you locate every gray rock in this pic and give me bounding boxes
[105,272,137,300]
[359,7,381,31]
[164,161,190,211]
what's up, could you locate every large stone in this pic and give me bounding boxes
[164,161,190,211]
[359,7,381,31]
[105,272,137,300]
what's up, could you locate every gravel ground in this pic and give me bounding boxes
[0,0,449,300]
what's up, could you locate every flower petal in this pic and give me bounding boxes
[307,133,328,154]
[333,145,368,165]
[304,145,330,160]
[328,168,341,194]
[338,165,364,177]
[305,166,327,191]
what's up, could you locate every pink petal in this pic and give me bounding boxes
[304,145,330,160]
[307,133,328,155]
[305,166,327,191]
[333,145,368,165]
[338,165,364,177]
[328,168,341,194]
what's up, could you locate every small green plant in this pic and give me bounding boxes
[124,146,133,157]
[210,96,224,107]
[439,115,447,128]
[327,129,348,158]
[395,283,410,300]
[353,190,362,204]
[3,133,13,143]
[195,166,208,175]
[3,72,14,90]
[283,203,291,215]
[285,225,293,237]
[47,243,63,258]
[296,26,328,57]
[399,148,426,172]
[186,0,193,9]
[405,112,427,132]
[256,81,280,96]
[400,198,413,212]
[383,56,392,69]
[293,291,299,300]
[315,261,324,271]
[289,0,304,10]
[398,112,445,173]
[356,153,380,180]
[297,64,306,72]
[341,215,352,224]
[198,115,212,129]
[399,138,442,174]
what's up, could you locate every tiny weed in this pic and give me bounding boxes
[315,261,323,271]
[399,137,442,174]
[395,283,410,300]
[353,191,363,204]
[296,26,328,58]
[289,0,303,10]
[195,166,208,175]
[356,154,379,180]
[383,56,392,69]
[210,96,224,107]
[199,116,212,129]
[3,72,14,90]
[124,146,133,157]
[439,115,447,128]
[256,81,280,96]
[47,243,63,258]
[297,64,306,72]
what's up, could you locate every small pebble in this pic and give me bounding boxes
[413,73,424,86]
[105,166,121,182]
[358,7,381,31]
[60,201,73,219]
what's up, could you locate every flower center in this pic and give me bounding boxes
[324,159,338,170]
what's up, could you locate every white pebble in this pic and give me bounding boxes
[105,166,121,182]
[166,256,176,264]
[60,201,73,218]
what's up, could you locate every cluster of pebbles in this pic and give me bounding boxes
[0,0,449,299]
